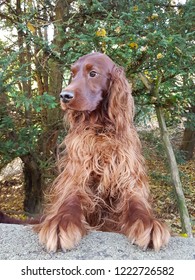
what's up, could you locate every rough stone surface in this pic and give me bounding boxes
[0,224,194,260]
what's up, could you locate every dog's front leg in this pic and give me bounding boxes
[34,195,87,252]
[119,193,170,251]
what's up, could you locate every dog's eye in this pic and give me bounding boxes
[89,71,98,77]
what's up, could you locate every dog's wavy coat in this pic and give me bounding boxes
[35,52,170,252]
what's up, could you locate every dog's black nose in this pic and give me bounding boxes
[60,91,74,103]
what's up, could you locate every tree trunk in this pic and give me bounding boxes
[180,105,195,160]
[20,1,73,214]
[180,129,195,160]
[21,154,43,215]
[154,89,193,238]
[153,77,193,236]
[139,73,192,236]
[38,0,73,166]
[47,0,73,124]
[155,106,192,236]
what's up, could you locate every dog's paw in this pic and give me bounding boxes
[59,222,84,251]
[34,218,86,252]
[123,218,170,251]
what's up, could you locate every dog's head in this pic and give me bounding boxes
[60,52,115,112]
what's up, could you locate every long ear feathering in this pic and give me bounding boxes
[108,65,150,192]
[108,65,135,134]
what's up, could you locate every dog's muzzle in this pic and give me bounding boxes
[60,91,74,103]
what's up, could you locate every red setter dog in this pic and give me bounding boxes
[34,52,170,252]
[1,52,170,252]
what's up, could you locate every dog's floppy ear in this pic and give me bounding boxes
[107,65,135,134]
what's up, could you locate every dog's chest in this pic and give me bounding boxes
[66,130,132,199]
[80,133,118,165]
[67,131,121,178]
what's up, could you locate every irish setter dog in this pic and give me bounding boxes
[1,52,170,252]
[34,52,170,252]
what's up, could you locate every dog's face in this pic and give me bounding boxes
[60,53,115,112]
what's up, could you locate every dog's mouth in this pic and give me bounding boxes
[60,96,103,113]
[60,100,96,113]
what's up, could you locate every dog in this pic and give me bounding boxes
[1,52,170,252]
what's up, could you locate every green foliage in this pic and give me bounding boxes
[0,91,57,166]
[9,92,57,112]
[0,0,194,168]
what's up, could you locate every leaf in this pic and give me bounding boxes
[179,233,188,238]
[27,22,36,34]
